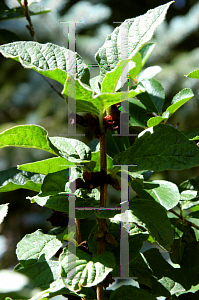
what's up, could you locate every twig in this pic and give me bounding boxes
[23,0,65,99]
[24,0,36,41]
[169,209,199,230]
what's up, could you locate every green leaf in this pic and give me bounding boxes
[129,52,142,80]
[106,130,130,158]
[166,88,194,118]
[147,115,168,128]
[91,151,113,172]
[0,42,90,85]
[138,79,165,115]
[184,128,199,140]
[113,124,199,172]
[112,199,173,251]
[138,66,162,81]
[49,137,91,163]
[90,75,101,93]
[41,170,69,193]
[0,167,44,192]
[16,259,61,290]
[147,89,194,127]
[101,59,131,93]
[139,43,156,66]
[109,285,156,300]
[129,253,152,288]
[95,2,173,82]
[128,98,149,127]
[144,248,193,290]
[0,3,50,21]
[29,191,97,219]
[0,203,9,225]
[179,176,199,193]
[180,190,199,209]
[0,125,55,154]
[16,230,62,267]
[62,75,144,116]
[60,248,115,291]
[18,157,74,175]
[30,278,97,300]
[131,179,180,210]
[186,70,199,79]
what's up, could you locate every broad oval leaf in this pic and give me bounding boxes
[131,179,180,210]
[15,260,61,290]
[166,88,194,117]
[0,167,44,192]
[29,192,97,219]
[113,124,199,172]
[40,170,69,194]
[18,157,74,175]
[95,2,173,82]
[0,42,90,85]
[112,199,174,251]
[16,230,62,267]
[60,248,115,292]
[49,137,91,163]
[0,125,55,154]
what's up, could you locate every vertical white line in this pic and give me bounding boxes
[120,165,129,278]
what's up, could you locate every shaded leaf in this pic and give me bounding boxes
[0,167,44,192]
[138,79,165,115]
[0,29,20,43]
[111,199,174,251]
[109,285,156,300]
[0,3,50,21]
[139,43,156,66]
[113,124,199,172]
[15,259,61,290]
[144,248,191,290]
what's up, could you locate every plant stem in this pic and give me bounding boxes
[76,219,81,245]
[169,209,199,230]
[96,130,107,300]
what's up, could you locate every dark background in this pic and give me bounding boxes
[0,0,199,270]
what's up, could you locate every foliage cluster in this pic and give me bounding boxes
[1,1,199,300]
